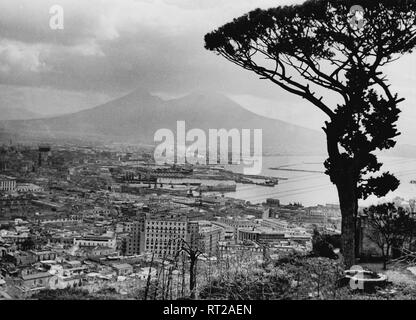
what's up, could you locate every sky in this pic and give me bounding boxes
[1,0,416,144]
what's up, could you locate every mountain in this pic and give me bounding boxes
[0,89,326,155]
[0,106,41,120]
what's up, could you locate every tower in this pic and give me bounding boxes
[38,145,51,167]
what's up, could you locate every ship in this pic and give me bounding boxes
[256,180,276,187]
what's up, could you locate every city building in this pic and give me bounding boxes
[20,272,54,291]
[124,219,145,256]
[38,145,51,167]
[29,250,57,262]
[266,198,280,207]
[237,227,286,244]
[261,218,289,232]
[0,175,16,192]
[144,213,188,258]
[16,183,44,193]
[74,235,117,249]
[112,263,133,276]
[189,221,224,256]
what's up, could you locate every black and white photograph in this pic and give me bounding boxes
[1,0,416,310]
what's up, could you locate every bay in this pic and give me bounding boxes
[224,155,416,207]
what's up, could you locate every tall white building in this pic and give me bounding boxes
[144,215,188,258]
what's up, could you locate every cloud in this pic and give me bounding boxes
[0,0,304,91]
[0,0,415,146]
[0,40,47,74]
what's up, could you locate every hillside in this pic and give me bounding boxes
[0,89,326,155]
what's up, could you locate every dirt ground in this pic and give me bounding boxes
[360,262,416,286]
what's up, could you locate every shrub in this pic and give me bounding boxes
[200,255,345,300]
[312,230,339,259]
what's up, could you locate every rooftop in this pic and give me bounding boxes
[0,175,16,181]
[112,263,132,270]
[21,272,52,281]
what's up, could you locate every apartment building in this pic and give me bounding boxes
[124,213,224,258]
[124,219,145,256]
[189,220,224,257]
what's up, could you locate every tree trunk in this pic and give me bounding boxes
[189,254,197,299]
[336,182,357,269]
[325,123,357,269]
[381,247,387,270]
[383,245,389,270]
